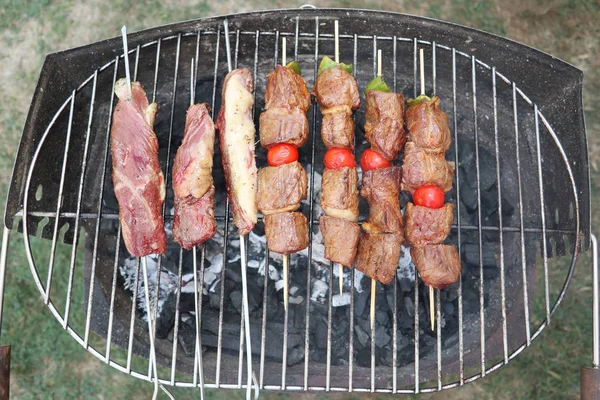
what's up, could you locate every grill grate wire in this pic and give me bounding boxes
[0,13,582,395]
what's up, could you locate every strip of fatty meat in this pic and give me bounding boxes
[172,103,217,250]
[111,78,166,257]
[215,68,258,235]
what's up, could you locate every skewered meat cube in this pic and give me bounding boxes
[364,90,406,160]
[410,244,461,289]
[313,65,360,110]
[264,65,311,112]
[320,109,355,150]
[173,187,216,250]
[404,202,455,245]
[264,212,309,254]
[353,226,404,285]
[215,68,258,235]
[259,108,309,148]
[401,141,454,194]
[111,78,166,257]
[321,167,360,222]
[319,216,361,266]
[360,166,403,233]
[405,96,452,153]
[256,161,308,215]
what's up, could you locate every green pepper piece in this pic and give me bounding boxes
[317,55,353,75]
[286,61,301,75]
[364,75,390,95]
[406,94,433,106]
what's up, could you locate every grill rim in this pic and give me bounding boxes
[3,7,588,394]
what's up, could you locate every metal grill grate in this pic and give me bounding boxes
[1,10,584,396]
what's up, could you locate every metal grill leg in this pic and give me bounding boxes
[581,234,599,400]
[0,228,11,399]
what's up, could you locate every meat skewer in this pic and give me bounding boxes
[113,26,171,400]
[256,37,310,310]
[217,20,256,400]
[315,20,361,296]
[403,48,461,331]
[353,50,406,330]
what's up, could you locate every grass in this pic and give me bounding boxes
[1,0,599,399]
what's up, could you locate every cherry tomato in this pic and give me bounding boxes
[413,185,445,209]
[360,148,390,171]
[323,147,356,169]
[267,143,299,166]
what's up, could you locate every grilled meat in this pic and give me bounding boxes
[215,68,258,235]
[353,228,403,285]
[265,65,311,112]
[360,166,403,233]
[321,167,360,222]
[405,96,451,153]
[319,216,361,266]
[364,90,406,160]
[410,244,461,289]
[173,187,216,250]
[172,103,216,249]
[313,66,360,110]
[404,202,454,245]
[264,212,309,254]
[259,108,309,148]
[401,141,454,194]
[321,109,355,150]
[257,161,308,215]
[111,78,166,257]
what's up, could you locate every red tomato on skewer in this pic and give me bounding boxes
[413,185,445,209]
[324,147,356,169]
[267,143,299,166]
[360,148,390,171]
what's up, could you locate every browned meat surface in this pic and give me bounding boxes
[321,167,359,222]
[172,103,216,248]
[173,187,216,250]
[360,166,403,233]
[320,216,361,266]
[353,229,403,284]
[215,68,257,235]
[364,90,406,160]
[410,244,461,289]
[406,96,451,153]
[264,212,309,254]
[404,202,455,245]
[401,142,454,194]
[111,79,166,257]
[313,66,360,110]
[321,110,355,150]
[259,108,309,148]
[257,161,308,215]
[264,65,311,113]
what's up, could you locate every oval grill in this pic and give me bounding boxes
[15,10,581,395]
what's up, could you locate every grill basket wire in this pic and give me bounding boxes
[0,9,586,395]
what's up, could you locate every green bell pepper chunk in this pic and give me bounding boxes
[364,75,390,95]
[286,61,301,75]
[406,94,433,106]
[317,55,353,75]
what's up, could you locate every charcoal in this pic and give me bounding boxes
[376,310,389,327]
[461,243,497,268]
[354,324,370,349]
[443,301,455,316]
[314,318,328,350]
[375,328,391,348]
[178,321,198,357]
[153,291,176,339]
[354,289,369,317]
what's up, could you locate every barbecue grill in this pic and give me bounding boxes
[0,6,595,398]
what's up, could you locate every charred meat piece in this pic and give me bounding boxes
[264,212,309,254]
[321,167,360,222]
[410,244,461,289]
[172,103,216,248]
[215,68,258,235]
[360,166,403,233]
[313,66,360,110]
[321,109,355,150]
[404,202,455,245]
[264,65,311,113]
[353,228,403,285]
[257,161,308,215]
[320,216,361,266]
[111,79,166,257]
[259,108,309,148]
[173,187,216,250]
[406,96,451,153]
[401,142,454,194]
[364,90,406,160]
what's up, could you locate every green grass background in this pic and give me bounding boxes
[1,0,599,399]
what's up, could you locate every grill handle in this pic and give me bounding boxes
[582,235,600,400]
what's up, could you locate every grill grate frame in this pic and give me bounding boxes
[1,9,585,395]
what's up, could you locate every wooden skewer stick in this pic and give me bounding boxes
[280,36,290,312]
[418,47,435,332]
[333,21,345,296]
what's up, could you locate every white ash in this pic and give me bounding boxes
[332,293,351,307]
